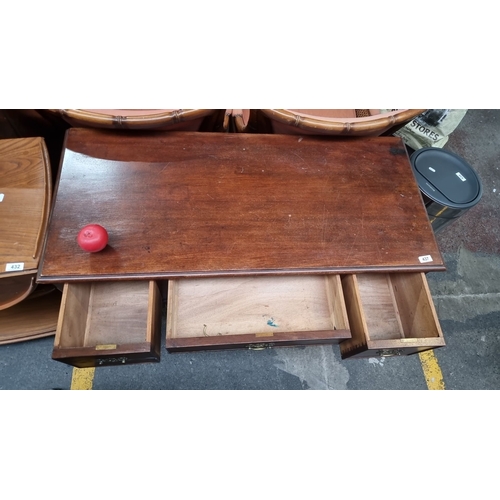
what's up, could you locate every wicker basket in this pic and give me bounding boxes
[49,109,218,131]
[259,109,426,136]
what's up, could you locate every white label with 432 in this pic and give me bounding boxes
[6,262,24,272]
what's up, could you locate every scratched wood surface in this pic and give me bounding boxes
[38,129,444,282]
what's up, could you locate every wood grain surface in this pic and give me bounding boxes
[0,287,61,345]
[0,137,51,274]
[38,129,444,282]
[167,275,349,337]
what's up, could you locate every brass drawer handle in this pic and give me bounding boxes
[98,356,128,365]
[376,348,404,357]
[248,342,275,350]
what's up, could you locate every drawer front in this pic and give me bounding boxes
[167,330,349,352]
[340,273,445,359]
[52,281,161,367]
[166,275,351,352]
[52,344,160,368]
[341,340,445,359]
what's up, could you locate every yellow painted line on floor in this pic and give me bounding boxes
[71,367,95,390]
[419,350,445,390]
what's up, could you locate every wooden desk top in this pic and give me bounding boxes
[37,129,444,283]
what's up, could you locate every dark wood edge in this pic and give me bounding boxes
[367,338,446,349]
[37,264,447,284]
[0,274,37,310]
[36,129,72,285]
[340,337,446,358]
[150,281,163,358]
[54,354,160,368]
[33,138,52,261]
[166,329,351,352]
[340,345,446,360]
[52,343,160,368]
[52,342,155,359]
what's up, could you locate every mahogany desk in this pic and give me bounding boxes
[38,129,444,282]
[38,129,446,364]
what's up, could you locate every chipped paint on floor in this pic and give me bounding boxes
[419,350,445,390]
[274,345,349,390]
[71,367,95,390]
[368,357,386,367]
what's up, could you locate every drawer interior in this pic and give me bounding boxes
[167,275,350,349]
[55,281,154,349]
[344,273,442,341]
[340,272,444,358]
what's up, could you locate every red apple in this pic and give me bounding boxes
[77,224,108,252]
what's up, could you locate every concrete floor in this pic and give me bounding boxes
[1,109,499,390]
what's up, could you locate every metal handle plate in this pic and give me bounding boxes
[248,342,275,350]
[375,348,404,357]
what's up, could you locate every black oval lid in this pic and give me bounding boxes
[411,148,482,206]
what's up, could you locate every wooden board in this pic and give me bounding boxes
[0,273,36,310]
[0,137,52,275]
[0,286,61,345]
[38,130,444,283]
[0,137,52,308]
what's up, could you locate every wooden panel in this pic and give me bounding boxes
[338,275,370,357]
[0,137,52,274]
[340,273,445,359]
[53,281,161,367]
[356,274,403,340]
[166,275,351,351]
[0,287,61,345]
[52,343,158,368]
[0,273,36,310]
[38,130,444,283]
[390,272,444,340]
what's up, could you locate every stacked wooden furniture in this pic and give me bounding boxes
[0,137,61,344]
[48,109,218,131]
[228,109,425,136]
[262,109,426,136]
[37,129,446,367]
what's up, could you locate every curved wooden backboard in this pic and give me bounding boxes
[0,137,52,308]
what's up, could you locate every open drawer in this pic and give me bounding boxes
[52,281,162,367]
[166,275,351,351]
[340,273,445,359]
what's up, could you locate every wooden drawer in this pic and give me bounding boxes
[340,273,445,359]
[52,281,162,367]
[166,275,351,351]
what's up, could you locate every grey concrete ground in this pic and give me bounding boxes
[1,109,499,390]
